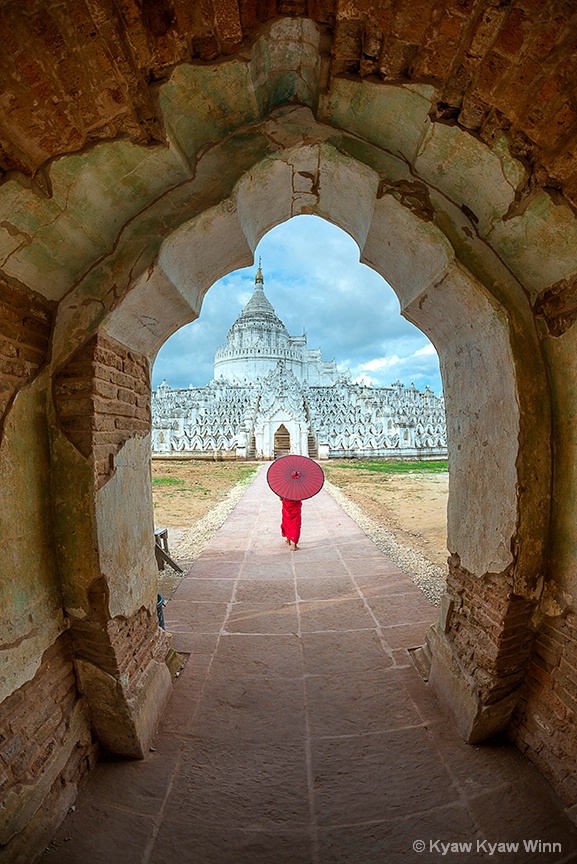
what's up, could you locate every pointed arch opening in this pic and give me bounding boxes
[274,423,291,457]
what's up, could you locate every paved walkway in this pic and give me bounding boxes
[44,467,577,863]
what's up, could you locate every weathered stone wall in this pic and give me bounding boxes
[510,616,577,812]
[54,333,151,488]
[505,323,577,814]
[1,325,170,858]
[73,600,172,758]
[0,376,67,700]
[430,561,537,744]
[0,281,95,863]
[51,331,171,758]
[0,281,52,429]
[0,278,61,696]
[2,1,577,211]
[0,635,96,863]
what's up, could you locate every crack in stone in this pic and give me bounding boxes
[0,628,40,652]
[59,172,194,302]
[377,177,435,222]
[0,180,73,274]
[0,221,32,242]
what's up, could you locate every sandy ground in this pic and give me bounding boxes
[152,459,257,531]
[322,463,449,569]
[152,459,449,598]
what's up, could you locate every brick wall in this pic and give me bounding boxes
[2,3,577,209]
[510,613,577,809]
[71,578,166,688]
[445,557,536,706]
[0,280,52,434]
[53,332,151,487]
[0,634,96,852]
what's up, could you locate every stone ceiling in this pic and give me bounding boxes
[1,0,577,209]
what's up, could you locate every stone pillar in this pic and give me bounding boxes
[413,266,549,741]
[52,332,172,757]
[360,181,554,743]
[0,282,98,856]
[426,563,537,743]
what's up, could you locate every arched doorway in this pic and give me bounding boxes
[51,99,549,753]
[5,16,577,857]
[274,423,291,457]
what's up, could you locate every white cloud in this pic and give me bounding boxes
[360,355,402,373]
[414,343,437,356]
[352,373,375,386]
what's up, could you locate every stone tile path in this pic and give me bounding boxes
[43,468,577,863]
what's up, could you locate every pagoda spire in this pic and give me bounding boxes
[255,257,264,285]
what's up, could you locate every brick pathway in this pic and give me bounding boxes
[43,467,577,863]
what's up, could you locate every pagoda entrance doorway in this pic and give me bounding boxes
[274,424,291,457]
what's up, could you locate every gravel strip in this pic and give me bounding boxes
[324,480,447,606]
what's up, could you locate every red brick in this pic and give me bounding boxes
[132,379,150,396]
[541,620,568,648]
[54,379,92,397]
[108,369,139,388]
[21,313,51,335]
[0,305,23,327]
[114,414,143,430]
[117,386,138,405]
[555,682,577,722]
[533,641,561,671]
[92,395,136,417]
[93,378,118,400]
[477,54,517,103]
[57,359,94,380]
[95,415,119,432]
[56,396,94,417]
[93,347,123,371]
[122,359,143,378]
[469,5,508,59]
[0,634,86,797]
[0,339,18,359]
[554,656,577,692]
[93,431,127,447]
[29,740,57,777]
[494,7,527,57]
[0,356,26,378]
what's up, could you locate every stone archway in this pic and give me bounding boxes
[81,116,550,747]
[56,69,549,739]
[4,13,577,857]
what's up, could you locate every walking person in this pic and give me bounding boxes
[267,454,325,551]
[280,496,302,550]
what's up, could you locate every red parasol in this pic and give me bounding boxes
[267,454,325,501]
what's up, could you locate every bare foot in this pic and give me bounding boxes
[285,538,290,546]
[291,543,299,551]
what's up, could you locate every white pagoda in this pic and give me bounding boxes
[151,263,446,460]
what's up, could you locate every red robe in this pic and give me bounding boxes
[281,498,302,544]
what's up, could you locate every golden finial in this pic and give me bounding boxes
[255,257,264,284]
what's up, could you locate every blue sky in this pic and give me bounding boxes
[152,215,442,394]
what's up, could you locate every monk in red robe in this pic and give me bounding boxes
[280,498,302,550]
